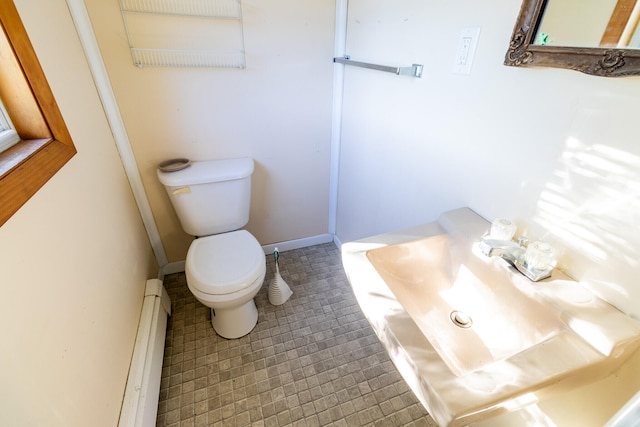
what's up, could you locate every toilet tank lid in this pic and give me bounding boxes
[157,157,254,187]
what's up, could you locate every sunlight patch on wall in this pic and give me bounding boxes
[532,95,640,318]
[536,137,640,267]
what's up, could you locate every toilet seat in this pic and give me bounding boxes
[186,230,264,295]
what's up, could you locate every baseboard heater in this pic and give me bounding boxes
[119,279,172,427]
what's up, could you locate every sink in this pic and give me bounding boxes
[367,234,566,376]
[342,208,640,427]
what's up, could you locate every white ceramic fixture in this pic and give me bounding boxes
[342,208,640,426]
[157,158,265,339]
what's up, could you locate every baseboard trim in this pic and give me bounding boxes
[160,261,186,278]
[332,234,343,250]
[261,233,335,255]
[159,233,337,275]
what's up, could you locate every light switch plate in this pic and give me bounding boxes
[453,26,481,75]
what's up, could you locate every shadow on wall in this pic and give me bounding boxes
[532,95,640,319]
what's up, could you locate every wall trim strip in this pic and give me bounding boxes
[65,0,168,267]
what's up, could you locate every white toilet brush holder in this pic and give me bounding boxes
[268,247,292,305]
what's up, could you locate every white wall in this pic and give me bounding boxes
[336,0,640,319]
[0,0,157,426]
[85,0,337,263]
[336,0,640,424]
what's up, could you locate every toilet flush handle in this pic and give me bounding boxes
[172,187,191,195]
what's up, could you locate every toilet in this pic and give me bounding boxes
[157,157,266,339]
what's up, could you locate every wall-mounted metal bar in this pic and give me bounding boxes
[333,56,423,78]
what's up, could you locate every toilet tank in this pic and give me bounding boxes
[157,158,254,236]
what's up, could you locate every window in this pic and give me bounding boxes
[0,1,76,226]
[0,97,19,152]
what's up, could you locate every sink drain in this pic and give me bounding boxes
[450,310,472,328]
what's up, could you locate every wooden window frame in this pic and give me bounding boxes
[0,1,76,226]
[601,0,639,47]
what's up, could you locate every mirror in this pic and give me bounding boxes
[535,0,640,49]
[505,0,640,76]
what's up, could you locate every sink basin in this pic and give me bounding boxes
[342,208,640,426]
[367,234,565,376]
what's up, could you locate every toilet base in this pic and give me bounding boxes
[210,299,258,339]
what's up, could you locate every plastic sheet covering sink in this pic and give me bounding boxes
[341,208,640,427]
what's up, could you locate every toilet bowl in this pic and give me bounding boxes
[157,157,265,339]
[186,230,266,338]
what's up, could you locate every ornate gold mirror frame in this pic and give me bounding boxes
[505,0,640,77]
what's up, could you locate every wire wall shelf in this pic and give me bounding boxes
[120,0,241,19]
[119,0,245,68]
[131,48,245,68]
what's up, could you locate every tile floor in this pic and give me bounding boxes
[156,242,438,427]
